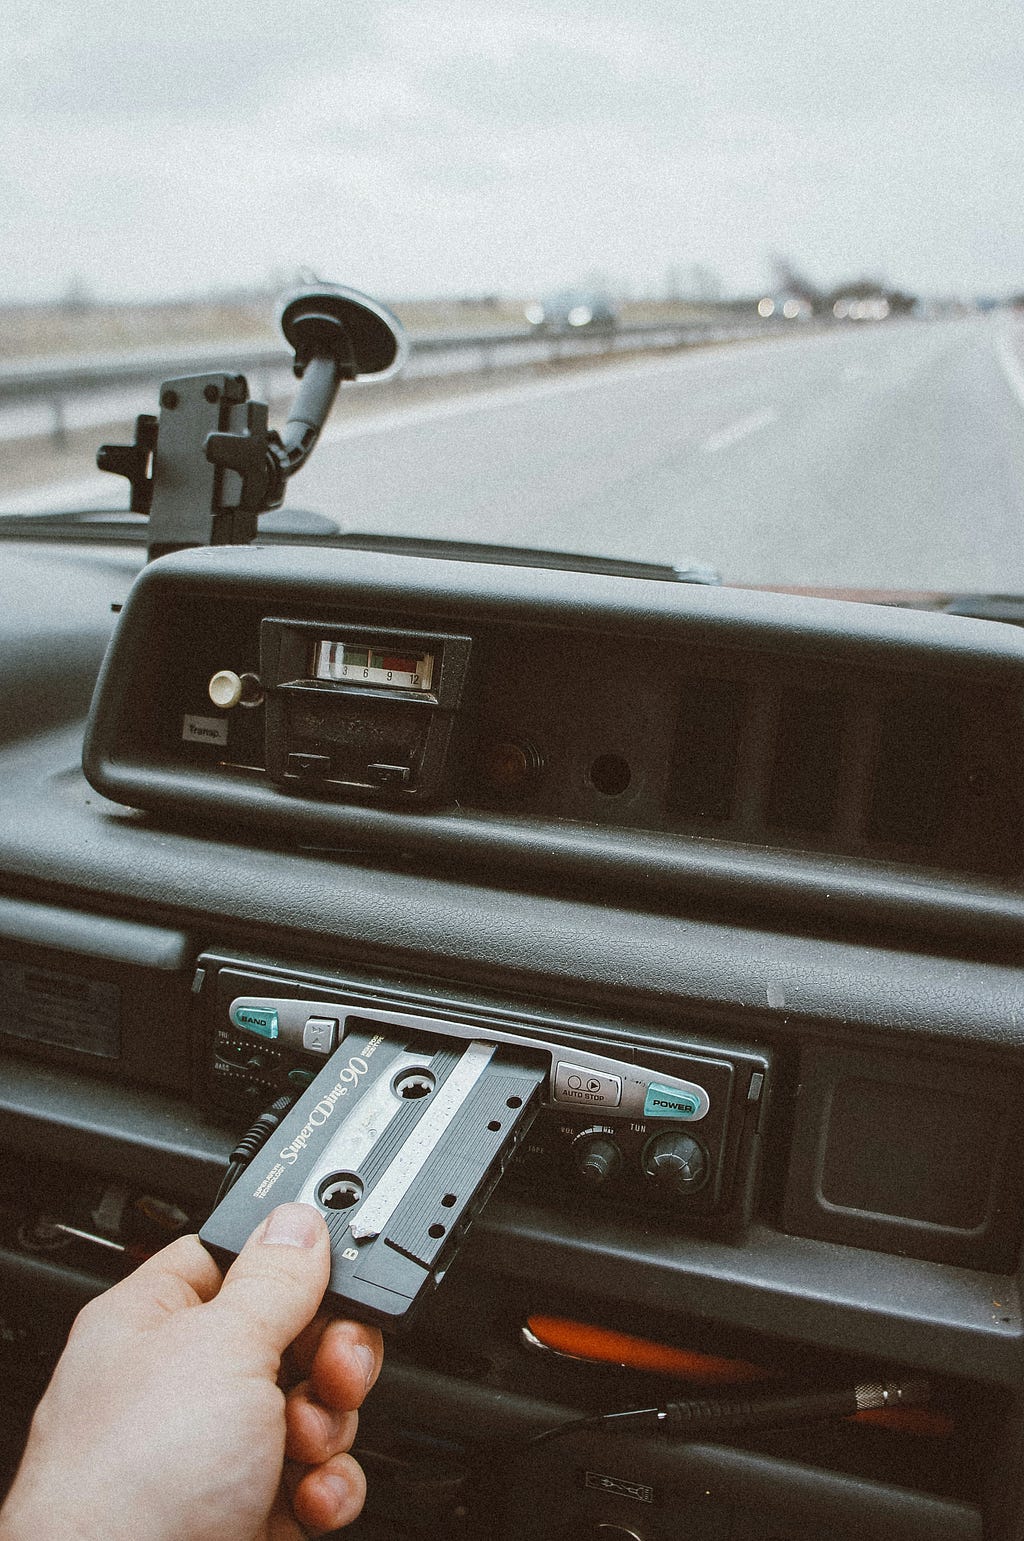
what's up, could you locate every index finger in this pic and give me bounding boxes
[78,1234,224,1336]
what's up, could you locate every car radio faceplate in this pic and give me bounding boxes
[195,955,770,1233]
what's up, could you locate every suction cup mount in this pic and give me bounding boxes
[278,285,407,380]
[98,283,406,560]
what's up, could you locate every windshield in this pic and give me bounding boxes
[2,2,1023,592]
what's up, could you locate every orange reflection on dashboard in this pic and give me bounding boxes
[525,1314,769,1385]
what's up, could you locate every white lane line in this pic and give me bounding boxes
[0,472,114,515]
[996,332,1024,415]
[0,324,891,515]
[702,408,776,454]
[0,353,721,516]
[318,346,772,448]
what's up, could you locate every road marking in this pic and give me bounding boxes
[996,332,1024,415]
[318,346,776,448]
[0,333,820,517]
[702,408,776,454]
[0,472,114,516]
[1,356,718,515]
[0,325,950,517]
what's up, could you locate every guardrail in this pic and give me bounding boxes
[0,316,801,448]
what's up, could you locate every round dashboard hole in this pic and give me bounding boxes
[589,754,631,796]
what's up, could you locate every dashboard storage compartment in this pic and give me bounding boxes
[781,1046,1024,1271]
[0,897,194,1093]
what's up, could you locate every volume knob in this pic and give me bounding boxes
[572,1134,623,1186]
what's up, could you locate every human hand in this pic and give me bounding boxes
[0,1202,383,1541]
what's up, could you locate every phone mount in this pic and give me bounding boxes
[97,285,406,561]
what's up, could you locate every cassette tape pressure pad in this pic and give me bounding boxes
[200,1021,547,1329]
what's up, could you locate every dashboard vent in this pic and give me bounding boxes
[765,687,846,834]
[666,671,1023,878]
[866,694,962,848]
[666,680,747,825]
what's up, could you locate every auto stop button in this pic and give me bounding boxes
[554,1061,622,1109]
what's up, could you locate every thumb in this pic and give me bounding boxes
[210,1203,332,1366]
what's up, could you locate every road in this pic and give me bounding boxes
[297,316,1024,590]
[6,317,1024,591]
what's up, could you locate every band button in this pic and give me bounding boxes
[230,1004,279,1039]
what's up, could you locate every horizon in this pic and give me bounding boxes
[3,2,1023,308]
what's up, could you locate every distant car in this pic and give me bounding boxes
[757,293,813,320]
[524,289,618,333]
[832,295,891,320]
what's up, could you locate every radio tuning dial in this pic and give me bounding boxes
[571,1130,623,1186]
[641,1132,708,1195]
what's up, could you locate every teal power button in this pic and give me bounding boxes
[643,1084,701,1119]
[230,1004,279,1040]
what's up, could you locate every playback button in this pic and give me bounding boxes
[554,1061,622,1109]
[303,1016,339,1055]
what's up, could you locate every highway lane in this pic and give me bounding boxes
[296,316,1024,591]
[4,317,1022,592]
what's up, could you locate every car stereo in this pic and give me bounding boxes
[193,954,771,1237]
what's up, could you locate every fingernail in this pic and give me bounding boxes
[315,1403,345,1441]
[261,1203,322,1249]
[323,1471,355,1509]
[353,1343,376,1389]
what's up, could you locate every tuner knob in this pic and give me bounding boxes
[641,1133,708,1195]
[572,1133,623,1186]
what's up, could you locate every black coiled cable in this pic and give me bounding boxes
[210,1093,297,1213]
[527,1379,930,1447]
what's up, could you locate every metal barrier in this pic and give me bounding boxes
[0,317,803,449]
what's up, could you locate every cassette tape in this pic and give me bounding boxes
[200,1020,546,1328]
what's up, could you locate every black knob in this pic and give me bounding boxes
[641,1133,708,1194]
[573,1135,623,1186]
[96,413,158,512]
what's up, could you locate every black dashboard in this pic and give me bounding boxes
[2,536,1024,1540]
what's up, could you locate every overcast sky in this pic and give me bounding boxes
[3,0,1023,305]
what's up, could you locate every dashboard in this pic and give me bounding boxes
[2,536,1024,1540]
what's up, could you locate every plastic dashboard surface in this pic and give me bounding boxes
[2,538,1024,1540]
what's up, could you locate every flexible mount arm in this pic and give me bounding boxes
[97,285,406,560]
